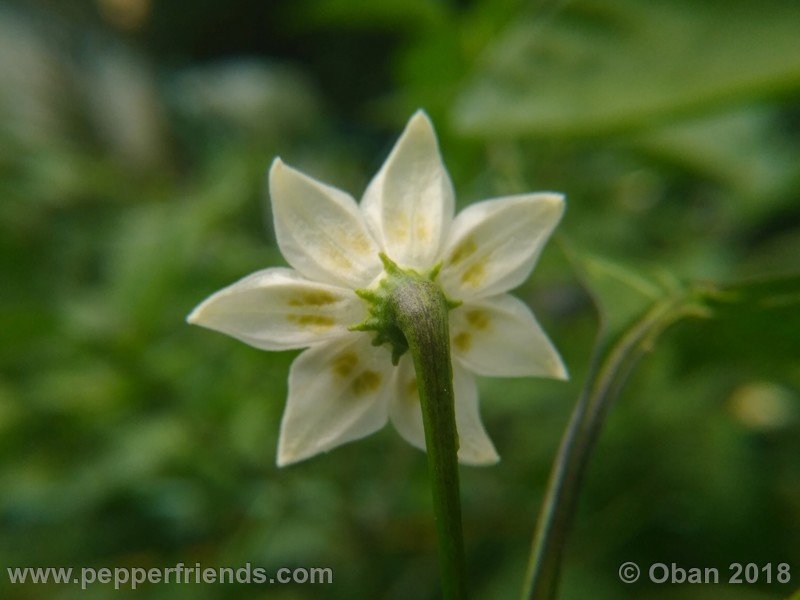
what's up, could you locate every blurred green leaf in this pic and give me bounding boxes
[561,241,678,339]
[687,273,800,369]
[454,0,800,137]
[711,273,800,309]
[633,107,800,205]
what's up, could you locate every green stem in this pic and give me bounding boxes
[390,274,468,600]
[522,296,696,600]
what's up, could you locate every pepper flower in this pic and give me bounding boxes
[188,111,567,466]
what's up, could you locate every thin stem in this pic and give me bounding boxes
[390,275,468,600]
[522,296,695,600]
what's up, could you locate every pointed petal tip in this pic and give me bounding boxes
[531,358,568,381]
[185,293,221,328]
[555,361,570,381]
[185,303,204,326]
[268,158,311,203]
[409,108,431,123]
[526,355,570,381]
[460,449,501,467]
[275,453,292,468]
[548,350,570,381]
[535,192,566,214]
[269,156,286,180]
[268,157,330,195]
[406,109,436,138]
[276,440,304,468]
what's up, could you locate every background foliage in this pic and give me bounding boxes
[1,1,799,598]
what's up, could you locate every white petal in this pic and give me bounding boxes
[361,110,455,269]
[277,335,392,466]
[269,158,382,288]
[388,355,426,451]
[388,356,499,465]
[187,268,364,351]
[453,363,500,466]
[450,294,567,379]
[439,194,564,299]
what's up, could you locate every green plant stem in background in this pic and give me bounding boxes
[522,295,701,600]
[389,269,468,600]
[522,270,800,600]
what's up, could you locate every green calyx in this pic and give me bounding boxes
[350,253,461,365]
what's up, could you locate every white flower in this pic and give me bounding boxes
[188,111,567,467]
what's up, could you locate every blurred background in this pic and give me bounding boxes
[1,0,799,598]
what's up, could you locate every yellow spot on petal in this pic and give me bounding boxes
[332,352,358,378]
[415,220,430,243]
[447,238,477,265]
[330,252,353,270]
[348,234,373,255]
[453,332,472,352]
[352,370,381,395]
[288,290,337,307]
[287,314,335,330]
[406,378,418,401]
[466,309,490,330]
[388,214,409,242]
[460,261,485,288]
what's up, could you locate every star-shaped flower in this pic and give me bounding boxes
[188,111,567,466]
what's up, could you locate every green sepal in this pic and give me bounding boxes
[352,255,461,365]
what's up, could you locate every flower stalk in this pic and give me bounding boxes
[383,258,468,600]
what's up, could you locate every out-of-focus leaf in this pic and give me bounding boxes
[454,0,800,137]
[711,273,800,310]
[84,43,169,170]
[633,107,800,206]
[0,7,69,145]
[169,60,321,140]
[688,273,800,368]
